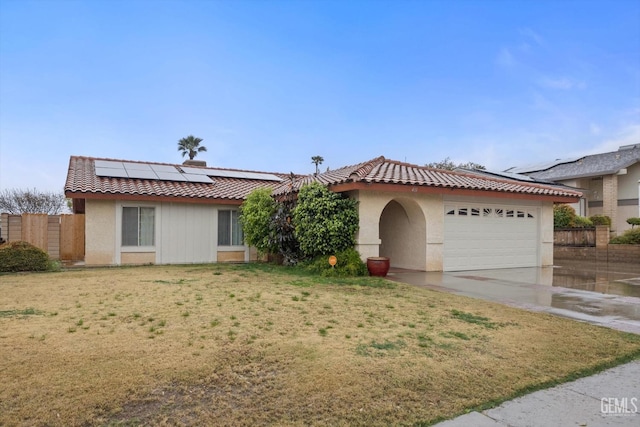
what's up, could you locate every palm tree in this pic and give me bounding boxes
[178,135,207,160]
[311,155,324,176]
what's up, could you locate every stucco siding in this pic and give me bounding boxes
[540,202,554,266]
[85,199,116,266]
[618,162,640,200]
[352,190,441,271]
[379,200,426,270]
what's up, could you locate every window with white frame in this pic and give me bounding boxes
[218,210,243,246]
[122,207,155,246]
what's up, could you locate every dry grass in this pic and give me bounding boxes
[1,263,639,426]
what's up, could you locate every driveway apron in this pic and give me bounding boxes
[387,263,640,335]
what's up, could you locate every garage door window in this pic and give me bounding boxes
[446,205,535,219]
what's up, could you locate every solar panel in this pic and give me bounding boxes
[208,169,282,181]
[93,160,225,184]
[155,171,189,182]
[180,166,210,175]
[247,172,282,181]
[95,160,124,169]
[95,167,129,178]
[126,169,158,180]
[151,164,180,173]
[183,174,214,183]
[179,166,281,181]
[123,162,153,171]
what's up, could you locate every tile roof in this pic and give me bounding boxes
[65,156,291,202]
[272,156,582,199]
[65,155,582,203]
[508,145,640,181]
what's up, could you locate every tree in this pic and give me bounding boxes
[177,135,207,160]
[239,188,278,255]
[292,182,359,258]
[0,188,67,214]
[311,155,324,176]
[425,157,485,171]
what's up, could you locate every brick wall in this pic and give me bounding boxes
[554,245,640,264]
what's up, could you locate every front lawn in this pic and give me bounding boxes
[1,264,639,426]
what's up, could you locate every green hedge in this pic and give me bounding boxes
[610,228,640,245]
[590,214,611,226]
[0,241,51,272]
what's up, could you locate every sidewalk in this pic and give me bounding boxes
[433,360,639,427]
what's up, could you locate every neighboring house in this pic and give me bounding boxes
[65,155,581,272]
[505,144,640,234]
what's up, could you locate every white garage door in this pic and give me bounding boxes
[443,203,539,271]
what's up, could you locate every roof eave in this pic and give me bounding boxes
[64,191,245,206]
[327,181,581,203]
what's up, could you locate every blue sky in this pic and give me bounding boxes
[1,0,638,192]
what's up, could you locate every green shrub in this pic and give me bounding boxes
[571,216,593,228]
[553,204,576,228]
[627,217,640,228]
[0,241,51,272]
[239,188,278,255]
[300,248,368,277]
[590,214,611,226]
[293,182,359,258]
[610,228,640,245]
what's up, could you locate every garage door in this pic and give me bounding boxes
[443,203,539,271]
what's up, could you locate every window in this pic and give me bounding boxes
[218,210,243,246]
[122,207,155,246]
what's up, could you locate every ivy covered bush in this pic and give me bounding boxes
[553,204,577,228]
[239,188,278,255]
[0,241,51,272]
[292,182,359,258]
[240,182,361,270]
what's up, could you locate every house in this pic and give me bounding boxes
[65,155,581,271]
[505,144,640,234]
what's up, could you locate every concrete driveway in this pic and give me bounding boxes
[387,261,640,335]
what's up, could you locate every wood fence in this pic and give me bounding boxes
[553,228,597,247]
[0,213,85,261]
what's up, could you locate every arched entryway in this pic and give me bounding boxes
[378,198,426,270]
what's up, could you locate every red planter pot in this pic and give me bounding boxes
[367,257,390,277]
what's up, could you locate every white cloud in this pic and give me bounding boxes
[538,77,586,90]
[496,47,516,68]
[589,123,601,135]
[583,124,640,155]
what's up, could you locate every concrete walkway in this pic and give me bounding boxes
[433,360,640,427]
